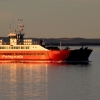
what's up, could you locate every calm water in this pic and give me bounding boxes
[0,46,100,100]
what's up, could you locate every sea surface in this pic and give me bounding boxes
[0,46,100,100]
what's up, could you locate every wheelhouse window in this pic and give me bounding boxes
[9,36,17,39]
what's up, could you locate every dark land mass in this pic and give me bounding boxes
[0,37,100,46]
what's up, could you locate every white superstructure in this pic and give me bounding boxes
[0,19,47,51]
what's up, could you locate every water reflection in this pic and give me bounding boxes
[0,63,67,100]
[0,62,91,100]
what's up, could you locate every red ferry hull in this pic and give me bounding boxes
[0,50,70,62]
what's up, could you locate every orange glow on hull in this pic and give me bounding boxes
[0,50,70,62]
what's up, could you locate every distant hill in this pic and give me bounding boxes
[33,37,100,46]
[0,37,100,46]
[34,37,100,45]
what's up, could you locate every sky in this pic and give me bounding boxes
[0,0,100,38]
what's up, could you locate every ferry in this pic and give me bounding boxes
[0,19,70,62]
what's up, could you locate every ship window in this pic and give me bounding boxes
[16,47,18,49]
[6,47,8,49]
[41,53,44,55]
[22,53,25,55]
[15,53,18,55]
[6,53,13,55]
[42,53,48,55]
[16,46,20,49]
[38,53,44,55]
[5,53,11,55]
[9,36,16,39]
[13,47,16,49]
[32,53,36,55]
[2,47,5,49]
[37,53,40,55]
[33,46,36,48]
[11,46,13,49]
[26,53,28,55]
[9,46,13,49]
[26,46,29,49]
[21,46,24,49]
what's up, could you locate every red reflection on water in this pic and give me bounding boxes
[0,60,69,66]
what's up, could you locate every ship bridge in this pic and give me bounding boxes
[8,19,25,46]
[8,30,17,45]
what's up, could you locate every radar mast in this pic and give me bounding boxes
[18,19,24,33]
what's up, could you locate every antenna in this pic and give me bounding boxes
[13,15,14,30]
[9,24,11,32]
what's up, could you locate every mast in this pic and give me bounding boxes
[9,24,11,32]
[17,19,25,42]
[18,19,24,33]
